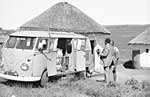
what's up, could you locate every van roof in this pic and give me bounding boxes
[10,31,87,39]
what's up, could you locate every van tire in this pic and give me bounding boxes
[40,70,48,87]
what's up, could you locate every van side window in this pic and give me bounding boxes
[73,39,78,50]
[66,39,72,54]
[50,38,58,51]
[36,38,49,51]
[77,39,85,51]
[57,38,72,56]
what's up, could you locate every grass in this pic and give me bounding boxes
[0,78,150,97]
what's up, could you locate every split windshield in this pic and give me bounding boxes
[6,36,36,50]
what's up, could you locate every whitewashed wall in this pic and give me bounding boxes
[130,45,150,68]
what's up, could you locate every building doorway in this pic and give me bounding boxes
[90,40,96,54]
[132,50,140,61]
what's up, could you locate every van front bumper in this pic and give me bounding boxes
[0,73,41,82]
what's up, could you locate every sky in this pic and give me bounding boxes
[0,0,149,29]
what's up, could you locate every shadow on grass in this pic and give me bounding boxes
[0,80,41,88]
[0,75,81,88]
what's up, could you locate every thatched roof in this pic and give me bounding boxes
[128,27,150,45]
[19,2,110,34]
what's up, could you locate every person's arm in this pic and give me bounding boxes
[115,47,120,60]
[100,47,109,58]
[114,47,120,65]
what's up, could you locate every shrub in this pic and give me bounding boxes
[124,78,143,91]
[107,81,119,88]
[141,80,150,89]
[125,78,139,85]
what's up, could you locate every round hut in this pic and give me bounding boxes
[128,27,150,68]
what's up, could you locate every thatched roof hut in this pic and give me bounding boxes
[19,2,110,34]
[128,27,150,45]
[128,27,150,68]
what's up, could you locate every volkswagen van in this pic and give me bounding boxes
[0,30,91,86]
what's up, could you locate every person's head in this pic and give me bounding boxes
[111,40,115,46]
[104,38,111,45]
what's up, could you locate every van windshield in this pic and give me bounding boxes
[6,36,36,50]
[6,36,17,48]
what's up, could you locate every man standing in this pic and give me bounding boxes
[99,38,115,83]
[111,40,120,82]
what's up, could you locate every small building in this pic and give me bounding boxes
[128,27,150,68]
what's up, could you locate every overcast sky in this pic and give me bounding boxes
[0,0,149,29]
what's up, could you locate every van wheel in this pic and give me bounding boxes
[40,70,48,87]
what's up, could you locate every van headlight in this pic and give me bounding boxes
[20,63,29,71]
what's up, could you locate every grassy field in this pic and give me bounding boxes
[0,77,150,97]
[0,25,150,97]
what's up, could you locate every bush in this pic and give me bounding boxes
[125,78,139,85]
[124,78,143,91]
[107,81,119,88]
[141,80,150,89]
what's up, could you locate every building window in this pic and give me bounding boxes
[146,49,149,53]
